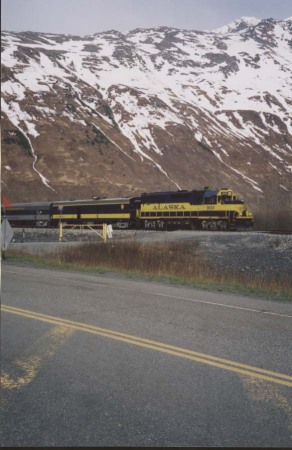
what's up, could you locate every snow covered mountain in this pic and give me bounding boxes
[1,17,292,211]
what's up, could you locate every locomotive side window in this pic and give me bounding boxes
[204,195,217,205]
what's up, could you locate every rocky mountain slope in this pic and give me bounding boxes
[1,17,292,211]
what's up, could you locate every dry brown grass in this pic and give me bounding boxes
[7,240,291,299]
[57,241,213,280]
[54,241,291,298]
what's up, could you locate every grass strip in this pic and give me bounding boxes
[5,241,292,301]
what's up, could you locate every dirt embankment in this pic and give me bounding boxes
[8,228,292,283]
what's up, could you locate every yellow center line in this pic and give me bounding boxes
[2,304,292,387]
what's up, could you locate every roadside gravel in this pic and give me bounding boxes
[8,228,292,282]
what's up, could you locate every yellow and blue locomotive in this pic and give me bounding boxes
[137,187,253,230]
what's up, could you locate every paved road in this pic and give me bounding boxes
[1,262,292,447]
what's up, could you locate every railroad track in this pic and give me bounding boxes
[257,230,292,235]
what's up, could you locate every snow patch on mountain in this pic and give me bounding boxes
[1,18,291,201]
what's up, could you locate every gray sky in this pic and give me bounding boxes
[2,0,292,35]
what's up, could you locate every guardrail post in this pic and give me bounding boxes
[103,223,107,243]
[59,221,63,242]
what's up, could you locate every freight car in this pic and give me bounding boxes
[2,187,253,231]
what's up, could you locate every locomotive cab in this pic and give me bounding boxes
[216,188,253,229]
[217,188,235,203]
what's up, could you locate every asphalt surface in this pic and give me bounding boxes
[1,263,292,447]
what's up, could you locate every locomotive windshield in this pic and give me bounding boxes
[218,192,244,204]
[203,189,218,205]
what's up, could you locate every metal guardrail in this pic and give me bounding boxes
[58,222,113,242]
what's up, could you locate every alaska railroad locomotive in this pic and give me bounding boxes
[2,187,254,231]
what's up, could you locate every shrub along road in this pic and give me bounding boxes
[1,263,292,447]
